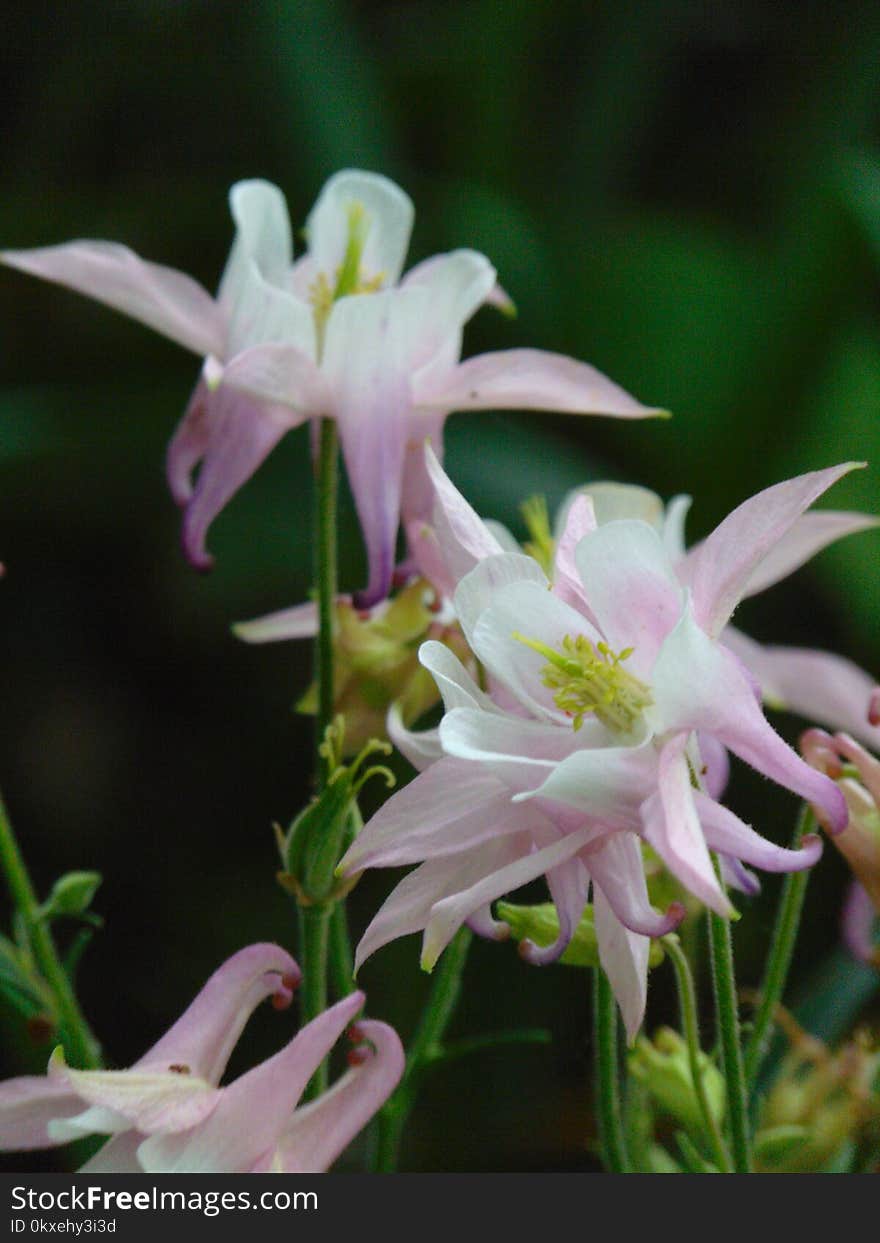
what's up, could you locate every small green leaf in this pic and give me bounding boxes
[39,872,102,921]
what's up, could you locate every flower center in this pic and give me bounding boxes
[512,631,653,734]
[308,201,385,354]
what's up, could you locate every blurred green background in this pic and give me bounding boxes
[2,0,880,1171]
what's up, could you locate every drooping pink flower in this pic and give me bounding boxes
[339,454,856,1037]
[0,944,402,1172]
[2,171,662,604]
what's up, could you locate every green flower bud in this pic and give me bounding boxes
[628,1027,726,1139]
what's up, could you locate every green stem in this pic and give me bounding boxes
[743,804,814,1093]
[297,902,332,1098]
[328,900,354,998]
[593,968,631,1173]
[374,927,472,1172]
[708,895,752,1172]
[314,418,338,791]
[662,935,732,1173]
[0,790,101,1069]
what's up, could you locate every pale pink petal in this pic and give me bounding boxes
[167,381,297,570]
[693,790,823,873]
[419,639,493,713]
[662,494,692,561]
[654,603,848,832]
[573,520,683,679]
[421,828,592,970]
[220,342,328,411]
[233,601,320,644]
[136,943,300,1084]
[586,832,685,937]
[0,1078,82,1151]
[401,417,447,535]
[516,737,657,827]
[593,885,650,1044]
[439,707,594,793]
[225,260,315,356]
[639,733,732,916]
[275,1020,404,1172]
[413,348,666,417]
[740,510,879,599]
[386,702,442,772]
[306,170,414,287]
[1,241,226,358]
[453,551,549,653]
[137,992,364,1173]
[552,493,596,612]
[218,180,292,307]
[402,250,497,377]
[323,289,423,606]
[48,1051,218,1137]
[78,1132,143,1173]
[339,756,519,872]
[354,835,534,971]
[559,482,665,532]
[424,442,506,587]
[697,730,730,800]
[723,630,880,751]
[682,463,862,639]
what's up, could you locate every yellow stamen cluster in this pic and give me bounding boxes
[513,631,653,734]
[520,495,555,576]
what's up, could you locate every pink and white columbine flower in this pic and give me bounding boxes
[1,171,661,604]
[0,944,402,1173]
[338,454,857,1037]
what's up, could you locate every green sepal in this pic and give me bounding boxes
[753,1124,812,1164]
[37,872,102,922]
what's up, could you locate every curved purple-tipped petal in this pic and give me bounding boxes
[694,790,823,874]
[593,886,650,1044]
[136,943,300,1084]
[0,1078,83,1151]
[681,462,863,639]
[698,730,730,800]
[520,853,590,966]
[723,630,880,752]
[1,241,226,358]
[654,601,849,834]
[719,855,761,897]
[421,828,592,970]
[639,734,732,917]
[586,832,685,938]
[275,1019,404,1172]
[137,991,365,1173]
[413,348,667,418]
[167,381,297,571]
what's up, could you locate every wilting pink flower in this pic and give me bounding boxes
[339,454,855,1036]
[2,171,661,604]
[0,944,402,1172]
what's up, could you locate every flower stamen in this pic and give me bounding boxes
[512,631,652,734]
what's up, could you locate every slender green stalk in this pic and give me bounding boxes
[662,935,732,1173]
[0,790,100,1069]
[374,928,472,1172]
[328,900,354,998]
[743,804,814,1092]
[708,898,752,1172]
[297,902,332,1098]
[593,968,631,1172]
[314,418,339,791]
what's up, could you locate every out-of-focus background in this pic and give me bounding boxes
[1,1,879,1171]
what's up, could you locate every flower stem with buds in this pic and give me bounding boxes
[0,788,101,1070]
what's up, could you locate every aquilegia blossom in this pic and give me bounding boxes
[0,944,402,1172]
[339,453,855,1036]
[1,170,661,604]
